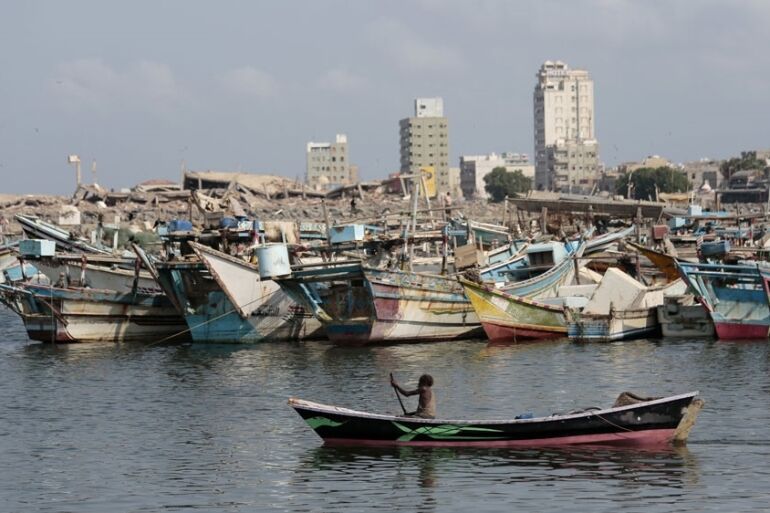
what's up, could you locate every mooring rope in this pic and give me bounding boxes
[147,286,282,346]
[589,411,636,436]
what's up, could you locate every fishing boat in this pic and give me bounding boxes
[500,239,586,298]
[459,241,587,341]
[15,214,111,254]
[460,279,568,341]
[677,261,770,340]
[566,268,687,342]
[288,391,703,447]
[147,243,323,344]
[276,262,483,345]
[479,240,569,285]
[0,282,187,343]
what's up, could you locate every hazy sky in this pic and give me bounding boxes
[1,1,769,194]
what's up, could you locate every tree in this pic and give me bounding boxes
[483,167,532,202]
[615,167,690,200]
[719,151,765,180]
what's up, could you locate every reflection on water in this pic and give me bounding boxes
[0,308,768,512]
[297,444,699,488]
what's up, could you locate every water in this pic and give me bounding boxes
[1,308,769,512]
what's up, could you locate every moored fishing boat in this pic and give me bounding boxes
[460,279,568,341]
[15,214,111,254]
[289,391,703,447]
[147,243,322,344]
[657,295,714,338]
[276,262,483,345]
[0,282,187,343]
[565,268,687,342]
[677,261,770,340]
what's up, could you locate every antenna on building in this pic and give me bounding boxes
[91,159,97,185]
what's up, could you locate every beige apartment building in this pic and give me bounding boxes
[399,98,449,197]
[306,134,356,190]
[534,60,599,192]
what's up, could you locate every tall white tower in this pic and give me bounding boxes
[533,61,597,191]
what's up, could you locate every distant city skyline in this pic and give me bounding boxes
[2,1,769,194]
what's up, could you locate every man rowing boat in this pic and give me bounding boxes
[390,374,436,419]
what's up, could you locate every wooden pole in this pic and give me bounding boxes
[409,176,420,271]
[322,199,333,259]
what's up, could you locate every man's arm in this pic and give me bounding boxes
[390,376,418,396]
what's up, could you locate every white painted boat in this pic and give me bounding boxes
[190,242,324,342]
[566,268,687,342]
[0,282,187,343]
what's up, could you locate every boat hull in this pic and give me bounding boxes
[461,278,567,342]
[568,308,659,342]
[0,283,188,343]
[154,259,323,344]
[289,392,701,448]
[677,262,770,340]
[278,264,482,345]
[713,321,769,340]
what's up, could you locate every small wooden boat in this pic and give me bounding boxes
[565,268,686,342]
[289,391,703,447]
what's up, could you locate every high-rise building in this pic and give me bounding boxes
[306,134,353,190]
[399,98,449,197]
[533,60,599,192]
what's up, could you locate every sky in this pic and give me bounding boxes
[1,0,769,195]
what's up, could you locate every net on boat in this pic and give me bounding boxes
[613,391,661,407]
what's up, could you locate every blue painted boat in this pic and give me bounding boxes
[677,261,770,340]
[499,240,586,299]
[147,244,323,344]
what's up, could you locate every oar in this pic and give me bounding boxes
[390,372,407,415]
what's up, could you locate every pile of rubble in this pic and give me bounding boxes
[0,173,511,245]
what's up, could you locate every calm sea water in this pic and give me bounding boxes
[1,308,769,513]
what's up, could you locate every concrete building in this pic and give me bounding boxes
[680,159,722,191]
[621,155,674,173]
[306,134,354,190]
[436,166,462,199]
[399,98,449,197]
[459,152,534,199]
[534,60,599,192]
